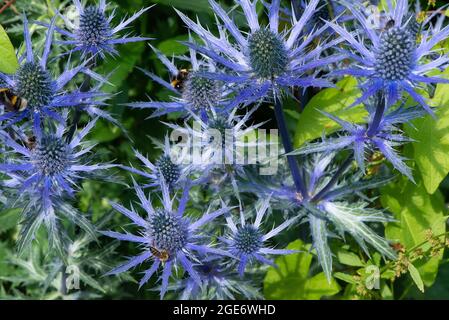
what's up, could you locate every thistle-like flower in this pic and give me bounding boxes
[120,135,191,191]
[102,180,231,298]
[328,0,449,113]
[253,153,396,281]
[126,44,232,119]
[176,0,341,108]
[0,116,115,254]
[0,16,105,134]
[290,96,426,181]
[55,0,152,58]
[221,197,297,276]
[164,106,265,197]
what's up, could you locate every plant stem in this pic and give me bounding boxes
[367,93,385,137]
[60,264,67,296]
[273,90,307,198]
[312,152,353,202]
[0,0,16,14]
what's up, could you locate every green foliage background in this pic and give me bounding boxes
[1,0,449,300]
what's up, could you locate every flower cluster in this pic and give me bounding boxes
[0,0,149,255]
[1,0,449,300]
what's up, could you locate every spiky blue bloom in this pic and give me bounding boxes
[55,0,152,58]
[169,256,262,300]
[176,0,342,108]
[221,197,297,276]
[0,116,114,253]
[253,153,396,281]
[290,98,426,181]
[164,106,265,199]
[120,135,192,191]
[0,16,107,134]
[102,180,232,298]
[125,44,232,119]
[327,0,449,114]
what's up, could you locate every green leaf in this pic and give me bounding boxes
[91,120,122,143]
[381,175,446,287]
[408,263,425,293]
[337,250,365,267]
[334,272,357,284]
[0,24,19,74]
[0,208,20,233]
[380,283,394,300]
[406,67,449,194]
[157,35,191,56]
[0,242,14,276]
[416,263,449,299]
[263,240,340,300]
[294,77,367,148]
[149,0,211,13]
[97,42,145,93]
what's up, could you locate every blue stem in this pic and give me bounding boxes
[367,93,385,137]
[273,91,307,198]
[312,153,353,202]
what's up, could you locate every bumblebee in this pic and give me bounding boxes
[150,245,170,263]
[25,135,37,150]
[0,88,27,112]
[170,69,189,91]
[383,19,395,31]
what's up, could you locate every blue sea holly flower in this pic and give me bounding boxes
[252,153,396,281]
[221,197,298,276]
[0,16,106,134]
[55,0,152,58]
[120,135,192,191]
[164,106,266,201]
[103,180,231,298]
[125,44,232,119]
[289,98,426,181]
[327,0,449,114]
[0,117,115,254]
[176,0,342,108]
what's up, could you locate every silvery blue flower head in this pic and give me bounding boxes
[103,180,232,298]
[164,106,264,190]
[221,196,298,276]
[253,153,396,281]
[328,0,449,114]
[290,96,427,182]
[0,16,106,134]
[0,116,114,207]
[176,0,342,108]
[126,44,232,119]
[120,135,191,191]
[0,116,114,253]
[55,0,152,58]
